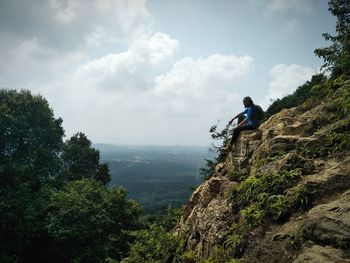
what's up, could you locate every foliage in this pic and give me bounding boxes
[0,183,33,262]
[227,168,249,182]
[201,231,243,263]
[255,151,285,168]
[327,130,350,153]
[121,224,183,263]
[121,207,186,263]
[61,132,111,185]
[200,122,231,180]
[0,89,64,262]
[159,206,183,231]
[314,0,350,77]
[46,179,140,262]
[217,223,249,260]
[288,184,314,209]
[215,170,301,262]
[240,204,265,228]
[107,147,205,214]
[328,78,350,117]
[0,89,64,191]
[240,194,290,227]
[315,79,350,155]
[180,250,197,263]
[265,74,327,120]
[228,169,301,206]
[0,90,140,263]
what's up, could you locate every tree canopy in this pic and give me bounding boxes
[61,132,111,185]
[0,89,64,190]
[0,89,135,263]
[315,0,350,77]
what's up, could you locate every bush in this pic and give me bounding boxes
[47,179,140,263]
[121,224,183,263]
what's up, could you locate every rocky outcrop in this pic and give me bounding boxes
[294,245,350,263]
[243,177,350,263]
[175,176,237,258]
[175,85,350,262]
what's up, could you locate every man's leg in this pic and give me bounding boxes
[237,114,246,125]
[227,125,256,150]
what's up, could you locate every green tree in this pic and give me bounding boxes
[0,89,139,263]
[46,179,140,263]
[0,89,64,190]
[121,224,182,263]
[315,0,350,77]
[61,132,111,185]
[265,74,327,119]
[200,122,231,180]
[0,89,64,262]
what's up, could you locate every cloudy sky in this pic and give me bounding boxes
[0,0,336,146]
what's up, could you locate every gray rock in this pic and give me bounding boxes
[294,245,350,263]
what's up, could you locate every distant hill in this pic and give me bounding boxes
[94,143,212,213]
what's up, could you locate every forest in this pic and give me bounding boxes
[96,144,208,214]
[0,90,139,262]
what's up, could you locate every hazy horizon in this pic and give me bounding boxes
[93,142,212,150]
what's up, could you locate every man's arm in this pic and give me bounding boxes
[229,113,241,125]
[229,109,246,124]
[236,117,248,128]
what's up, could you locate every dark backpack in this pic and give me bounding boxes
[253,105,264,123]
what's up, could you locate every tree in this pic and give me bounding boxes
[265,74,327,119]
[315,0,350,77]
[121,224,182,263]
[200,122,231,180]
[0,89,64,190]
[61,132,111,185]
[47,179,140,263]
[0,89,64,262]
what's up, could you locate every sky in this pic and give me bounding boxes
[0,0,336,146]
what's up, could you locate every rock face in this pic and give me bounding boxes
[243,175,350,263]
[175,88,350,262]
[175,176,237,258]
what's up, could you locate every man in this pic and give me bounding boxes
[226,96,258,152]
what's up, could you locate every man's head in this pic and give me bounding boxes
[243,96,254,107]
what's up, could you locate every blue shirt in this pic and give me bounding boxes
[241,106,258,127]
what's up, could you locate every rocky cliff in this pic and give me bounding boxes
[175,79,350,262]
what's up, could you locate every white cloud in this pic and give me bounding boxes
[25,36,253,145]
[73,32,179,91]
[49,0,81,24]
[267,0,311,13]
[287,19,302,32]
[0,0,152,52]
[147,33,180,65]
[153,54,254,116]
[0,37,89,84]
[0,0,153,86]
[263,64,315,107]
[249,0,312,14]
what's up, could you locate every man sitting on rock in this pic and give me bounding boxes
[226,96,260,152]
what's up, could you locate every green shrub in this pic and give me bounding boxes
[240,204,264,228]
[180,250,197,263]
[227,168,249,182]
[47,179,140,263]
[265,74,326,120]
[229,169,301,205]
[121,225,183,263]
